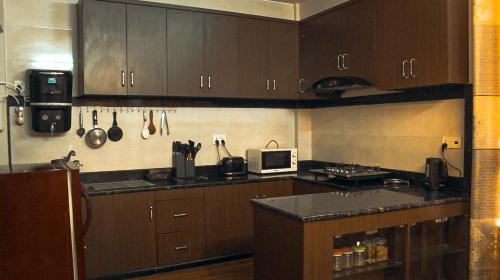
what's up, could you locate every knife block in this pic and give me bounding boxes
[173,153,195,179]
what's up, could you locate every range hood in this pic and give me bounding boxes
[309,76,373,95]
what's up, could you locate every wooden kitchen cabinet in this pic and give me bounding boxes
[126,5,167,96]
[292,180,340,195]
[167,9,205,97]
[83,192,156,278]
[376,0,469,90]
[80,0,127,95]
[204,181,293,257]
[299,0,377,93]
[204,14,239,98]
[83,195,116,279]
[113,192,157,273]
[238,18,299,99]
[80,0,167,96]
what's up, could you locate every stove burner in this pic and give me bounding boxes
[311,164,391,185]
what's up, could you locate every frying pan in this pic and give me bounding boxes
[86,110,107,149]
[108,111,123,142]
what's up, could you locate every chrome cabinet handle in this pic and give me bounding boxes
[173,213,188,218]
[130,72,135,87]
[208,75,212,89]
[337,55,342,71]
[121,71,125,87]
[402,60,410,79]
[410,58,417,78]
[273,79,276,91]
[149,205,153,222]
[342,54,349,70]
[200,75,204,88]
[298,78,305,93]
[266,79,270,90]
[175,246,189,251]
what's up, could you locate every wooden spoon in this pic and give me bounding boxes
[148,110,156,135]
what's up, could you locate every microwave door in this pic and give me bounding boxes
[262,151,291,170]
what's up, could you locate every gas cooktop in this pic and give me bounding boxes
[309,164,391,184]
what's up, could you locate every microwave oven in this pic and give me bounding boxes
[247,148,298,174]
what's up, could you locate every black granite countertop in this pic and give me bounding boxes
[251,187,469,222]
[82,172,305,196]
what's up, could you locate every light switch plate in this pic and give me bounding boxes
[213,134,227,144]
[442,137,462,149]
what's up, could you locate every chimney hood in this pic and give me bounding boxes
[309,76,373,95]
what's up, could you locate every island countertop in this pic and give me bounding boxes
[251,187,470,222]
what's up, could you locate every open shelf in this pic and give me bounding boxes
[332,260,403,279]
[410,243,465,262]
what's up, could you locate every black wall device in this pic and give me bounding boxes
[28,70,73,134]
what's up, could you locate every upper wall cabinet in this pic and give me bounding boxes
[79,0,167,96]
[299,0,377,90]
[238,19,299,99]
[167,10,238,98]
[376,0,469,90]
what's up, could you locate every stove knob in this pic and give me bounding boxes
[345,170,350,175]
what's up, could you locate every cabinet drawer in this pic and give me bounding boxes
[157,231,204,266]
[156,198,203,233]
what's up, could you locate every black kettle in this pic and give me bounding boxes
[425,158,448,190]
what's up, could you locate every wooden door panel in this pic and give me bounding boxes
[260,180,293,198]
[167,9,205,97]
[83,195,116,279]
[238,18,270,99]
[408,0,449,87]
[82,0,127,95]
[376,0,411,90]
[270,22,299,99]
[127,5,167,96]
[340,0,377,82]
[204,184,260,257]
[114,192,156,273]
[204,14,238,98]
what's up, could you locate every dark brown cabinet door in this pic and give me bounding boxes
[83,195,116,279]
[337,0,377,83]
[238,18,271,99]
[167,9,205,97]
[82,0,127,95]
[259,180,293,198]
[127,5,167,96]
[204,14,238,98]
[269,23,299,99]
[377,0,468,90]
[299,10,344,98]
[204,184,260,257]
[113,192,156,273]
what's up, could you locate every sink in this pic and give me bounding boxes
[83,180,155,191]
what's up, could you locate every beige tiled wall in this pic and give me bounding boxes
[312,100,465,176]
[9,107,297,172]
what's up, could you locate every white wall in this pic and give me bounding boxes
[296,0,348,20]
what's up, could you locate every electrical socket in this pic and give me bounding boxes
[442,137,462,149]
[13,80,25,94]
[213,134,227,144]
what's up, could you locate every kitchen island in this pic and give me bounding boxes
[252,188,470,280]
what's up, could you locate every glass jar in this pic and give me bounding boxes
[352,243,366,267]
[332,249,344,272]
[375,237,389,262]
[342,247,354,269]
[362,239,377,263]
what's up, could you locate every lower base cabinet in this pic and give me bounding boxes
[84,180,298,279]
[83,192,156,279]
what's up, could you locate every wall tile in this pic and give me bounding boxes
[312,100,465,176]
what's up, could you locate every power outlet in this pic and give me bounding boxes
[442,137,462,149]
[213,134,227,144]
[13,80,25,94]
